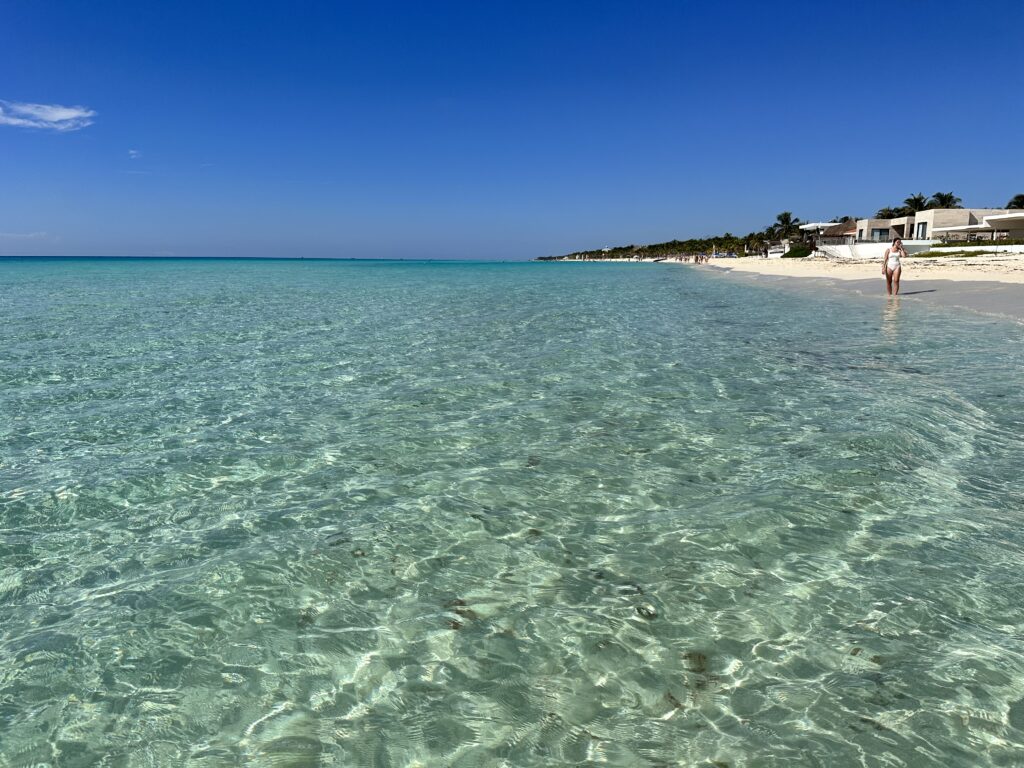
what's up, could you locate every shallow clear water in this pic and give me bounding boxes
[2,258,1024,766]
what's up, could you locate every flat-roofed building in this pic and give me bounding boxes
[855,215,915,242]
[931,210,1024,241]
[855,209,1011,242]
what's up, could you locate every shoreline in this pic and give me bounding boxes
[551,254,1024,322]
[705,256,1024,322]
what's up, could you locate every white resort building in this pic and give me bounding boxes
[803,208,1024,261]
[854,209,1023,243]
[930,211,1024,240]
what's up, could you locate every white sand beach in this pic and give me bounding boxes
[705,255,1024,321]
[708,254,1024,284]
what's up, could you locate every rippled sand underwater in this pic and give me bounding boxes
[2,258,1024,766]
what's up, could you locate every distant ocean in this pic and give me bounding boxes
[3,258,1024,765]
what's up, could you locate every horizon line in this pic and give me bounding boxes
[0,255,534,263]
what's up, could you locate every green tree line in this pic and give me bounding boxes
[538,211,807,260]
[874,191,962,218]
[875,191,1024,217]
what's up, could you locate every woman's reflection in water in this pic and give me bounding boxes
[882,296,901,341]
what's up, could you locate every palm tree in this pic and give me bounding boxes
[928,191,962,209]
[746,230,773,256]
[771,212,801,240]
[1006,194,1024,209]
[875,207,902,219]
[903,193,929,212]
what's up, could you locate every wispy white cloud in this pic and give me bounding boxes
[0,100,95,131]
[128,148,141,159]
[0,231,49,239]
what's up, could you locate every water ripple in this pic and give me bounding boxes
[2,259,1024,765]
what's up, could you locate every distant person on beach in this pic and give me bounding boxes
[883,237,905,296]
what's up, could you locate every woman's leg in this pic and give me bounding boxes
[885,268,894,295]
[892,266,902,295]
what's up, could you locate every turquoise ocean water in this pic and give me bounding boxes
[2,258,1024,766]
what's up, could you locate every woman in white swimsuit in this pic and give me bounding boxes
[882,237,905,296]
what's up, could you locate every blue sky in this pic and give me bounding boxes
[2,0,1022,259]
